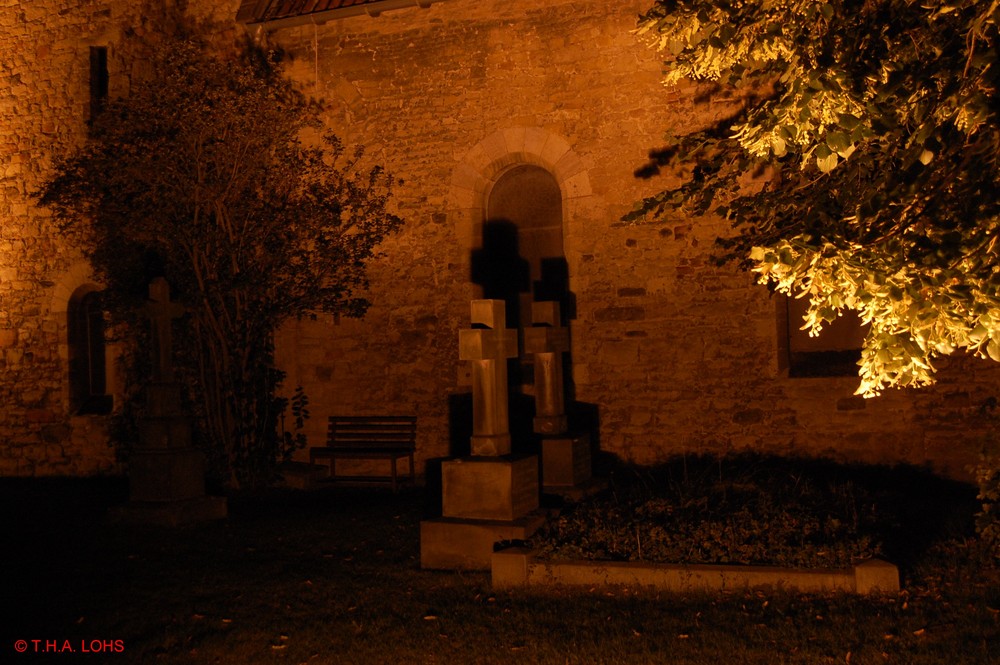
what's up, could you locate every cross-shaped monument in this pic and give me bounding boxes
[145,277,185,382]
[458,299,518,456]
[114,277,227,525]
[420,298,542,570]
[523,301,569,435]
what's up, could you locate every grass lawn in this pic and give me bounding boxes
[4,475,999,664]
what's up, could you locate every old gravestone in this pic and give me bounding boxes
[461,298,519,456]
[113,278,227,526]
[523,301,595,494]
[420,299,544,570]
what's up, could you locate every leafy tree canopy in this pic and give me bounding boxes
[40,30,402,486]
[632,0,1000,396]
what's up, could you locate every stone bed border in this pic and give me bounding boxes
[492,548,900,594]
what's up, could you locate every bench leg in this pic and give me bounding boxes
[391,458,398,493]
[409,453,415,484]
[330,455,336,479]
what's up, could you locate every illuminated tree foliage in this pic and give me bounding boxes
[632,0,1000,396]
[40,33,402,487]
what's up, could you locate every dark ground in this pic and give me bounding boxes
[3,475,999,664]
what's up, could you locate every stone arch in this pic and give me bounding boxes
[48,261,100,368]
[67,284,112,414]
[47,260,117,414]
[447,127,593,301]
[486,163,564,273]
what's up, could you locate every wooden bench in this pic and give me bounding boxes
[309,416,416,492]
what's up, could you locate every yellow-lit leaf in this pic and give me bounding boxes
[772,135,787,157]
[826,131,850,152]
[817,152,838,173]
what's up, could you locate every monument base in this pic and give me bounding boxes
[278,461,329,490]
[541,433,592,489]
[128,447,208,503]
[420,513,546,570]
[543,476,609,503]
[442,454,539,521]
[110,495,228,527]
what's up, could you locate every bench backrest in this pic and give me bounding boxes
[327,416,417,450]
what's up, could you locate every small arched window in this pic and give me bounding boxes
[68,288,112,415]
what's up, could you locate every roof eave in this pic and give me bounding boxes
[239,0,446,31]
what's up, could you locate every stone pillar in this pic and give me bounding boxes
[523,301,569,435]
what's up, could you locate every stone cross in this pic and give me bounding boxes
[523,301,569,435]
[459,299,518,456]
[146,277,185,382]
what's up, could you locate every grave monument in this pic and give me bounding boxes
[113,278,227,526]
[523,301,596,495]
[420,299,544,569]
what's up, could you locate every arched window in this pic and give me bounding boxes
[68,287,112,414]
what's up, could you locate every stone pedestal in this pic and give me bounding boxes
[421,514,546,571]
[442,455,539,520]
[112,495,228,527]
[115,422,227,527]
[541,433,591,488]
[540,432,606,501]
[129,447,208,503]
[114,446,227,526]
[116,382,228,526]
[422,454,543,570]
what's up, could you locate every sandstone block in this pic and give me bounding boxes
[441,454,539,521]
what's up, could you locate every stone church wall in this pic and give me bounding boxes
[2,0,997,480]
[0,0,197,476]
[264,0,1000,479]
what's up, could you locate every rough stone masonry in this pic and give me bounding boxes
[3,0,1000,479]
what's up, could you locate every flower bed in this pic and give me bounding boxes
[496,454,978,593]
[528,454,944,569]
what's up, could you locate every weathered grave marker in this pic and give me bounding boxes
[524,301,599,496]
[112,278,226,526]
[458,299,519,456]
[523,301,569,435]
[146,277,185,382]
[420,299,543,570]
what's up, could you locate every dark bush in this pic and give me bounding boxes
[531,454,976,568]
